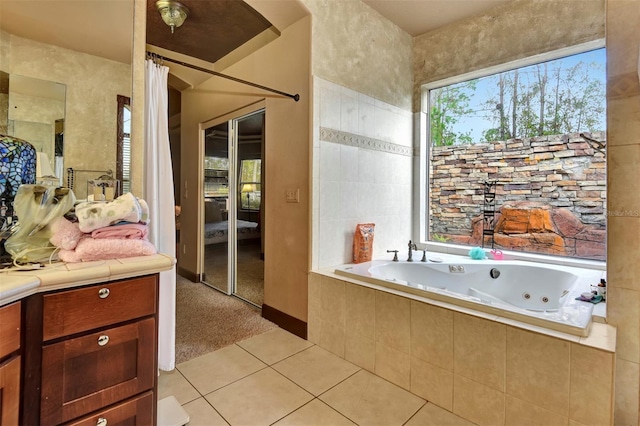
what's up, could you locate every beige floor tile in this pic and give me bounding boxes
[319,369,425,426]
[182,397,229,426]
[158,369,200,405]
[177,344,267,395]
[405,403,473,426]
[205,368,313,426]
[237,328,314,365]
[273,399,356,426]
[272,345,360,396]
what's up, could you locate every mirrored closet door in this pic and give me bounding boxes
[201,108,265,307]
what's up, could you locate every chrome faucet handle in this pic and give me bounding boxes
[387,250,399,262]
[421,250,427,262]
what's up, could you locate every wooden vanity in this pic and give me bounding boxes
[0,254,174,426]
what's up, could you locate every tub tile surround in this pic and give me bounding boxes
[313,77,413,270]
[309,272,615,425]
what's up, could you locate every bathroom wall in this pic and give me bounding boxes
[604,1,640,424]
[301,0,415,269]
[301,0,413,111]
[412,0,605,111]
[313,77,413,268]
[178,16,311,323]
[5,33,131,194]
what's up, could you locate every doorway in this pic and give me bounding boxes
[201,108,265,307]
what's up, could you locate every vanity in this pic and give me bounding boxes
[0,254,174,426]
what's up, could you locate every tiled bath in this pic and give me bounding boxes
[308,271,616,426]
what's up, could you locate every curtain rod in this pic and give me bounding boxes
[147,52,300,102]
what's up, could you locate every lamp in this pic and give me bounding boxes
[36,152,58,186]
[156,0,189,34]
[241,184,254,211]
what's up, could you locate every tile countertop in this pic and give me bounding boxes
[0,253,176,307]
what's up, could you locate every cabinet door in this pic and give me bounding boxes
[0,356,20,426]
[65,391,154,426]
[40,318,156,425]
[0,302,21,359]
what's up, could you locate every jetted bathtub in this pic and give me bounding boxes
[334,254,602,336]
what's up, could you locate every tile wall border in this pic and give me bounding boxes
[319,127,413,157]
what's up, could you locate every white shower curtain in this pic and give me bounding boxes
[144,59,176,371]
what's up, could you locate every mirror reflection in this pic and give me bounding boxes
[0,0,134,199]
[8,74,65,184]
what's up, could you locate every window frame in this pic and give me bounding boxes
[416,39,606,269]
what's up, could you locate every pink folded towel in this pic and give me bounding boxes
[50,217,84,250]
[58,238,157,262]
[91,223,149,240]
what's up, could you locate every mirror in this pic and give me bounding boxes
[7,74,65,184]
[0,0,134,199]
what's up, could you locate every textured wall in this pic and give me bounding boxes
[179,17,311,322]
[301,0,413,111]
[8,34,131,199]
[605,0,640,424]
[413,0,605,111]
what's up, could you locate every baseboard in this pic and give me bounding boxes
[177,267,200,283]
[262,304,307,340]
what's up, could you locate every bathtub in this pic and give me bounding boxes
[334,254,601,336]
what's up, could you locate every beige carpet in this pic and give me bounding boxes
[203,239,264,306]
[175,273,277,364]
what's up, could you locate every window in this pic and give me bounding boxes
[239,159,261,210]
[424,46,606,261]
[204,156,229,197]
[117,95,131,194]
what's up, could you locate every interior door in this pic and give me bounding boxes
[200,105,264,302]
[233,111,264,306]
[201,120,234,294]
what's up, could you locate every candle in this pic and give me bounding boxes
[105,187,115,201]
[93,186,104,201]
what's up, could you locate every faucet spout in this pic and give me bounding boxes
[407,240,417,262]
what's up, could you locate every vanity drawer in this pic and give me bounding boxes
[42,275,157,341]
[40,317,156,425]
[0,302,21,359]
[65,391,154,426]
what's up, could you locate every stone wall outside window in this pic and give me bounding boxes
[429,132,606,260]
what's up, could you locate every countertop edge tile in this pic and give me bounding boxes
[0,253,175,306]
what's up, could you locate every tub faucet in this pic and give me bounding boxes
[387,250,399,261]
[407,240,417,262]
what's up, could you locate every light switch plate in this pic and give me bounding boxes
[286,188,299,203]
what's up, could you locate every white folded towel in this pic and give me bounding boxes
[76,192,142,233]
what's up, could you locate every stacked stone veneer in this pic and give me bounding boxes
[430,132,606,260]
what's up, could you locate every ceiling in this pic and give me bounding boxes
[146,0,273,64]
[363,0,513,36]
[1,0,512,67]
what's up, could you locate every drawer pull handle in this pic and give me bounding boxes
[98,288,110,299]
[98,335,109,346]
[96,418,108,426]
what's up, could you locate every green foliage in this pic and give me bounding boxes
[431,233,449,242]
[430,80,477,146]
[428,50,605,145]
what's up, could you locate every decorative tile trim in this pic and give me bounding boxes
[319,127,413,157]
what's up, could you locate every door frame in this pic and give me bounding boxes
[199,102,265,296]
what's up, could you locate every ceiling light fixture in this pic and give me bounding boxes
[156,0,190,34]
